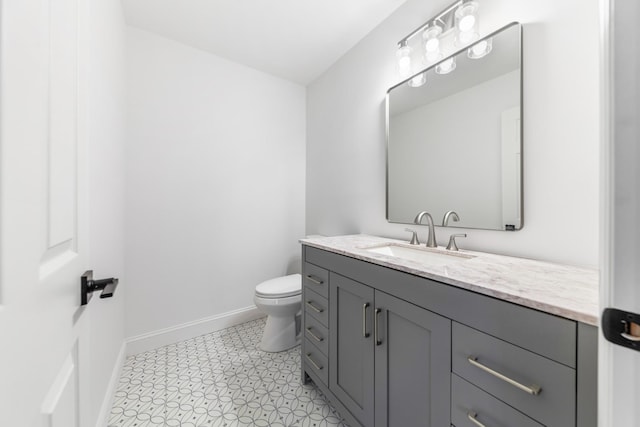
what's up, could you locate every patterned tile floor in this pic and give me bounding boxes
[108,318,347,427]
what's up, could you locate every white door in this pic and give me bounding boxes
[600,0,640,425]
[0,0,93,426]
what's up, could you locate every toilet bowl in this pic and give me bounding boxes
[253,273,302,352]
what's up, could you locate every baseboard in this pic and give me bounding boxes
[125,306,264,355]
[96,341,126,427]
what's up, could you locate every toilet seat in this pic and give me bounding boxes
[255,273,301,299]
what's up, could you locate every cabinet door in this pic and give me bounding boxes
[374,291,451,427]
[330,273,375,427]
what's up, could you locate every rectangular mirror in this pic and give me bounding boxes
[386,22,522,231]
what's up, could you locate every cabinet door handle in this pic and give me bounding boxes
[306,275,324,285]
[375,308,382,345]
[306,353,323,371]
[306,327,323,342]
[467,412,488,427]
[306,301,324,313]
[363,303,370,338]
[467,356,542,395]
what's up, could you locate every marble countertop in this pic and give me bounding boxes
[299,234,599,326]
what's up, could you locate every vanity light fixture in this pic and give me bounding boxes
[455,0,480,45]
[396,41,413,79]
[435,57,456,74]
[467,37,493,59]
[396,0,485,85]
[423,24,443,63]
[407,72,427,87]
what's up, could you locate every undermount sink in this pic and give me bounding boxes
[362,243,475,266]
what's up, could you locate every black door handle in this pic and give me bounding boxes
[602,308,640,352]
[81,270,119,305]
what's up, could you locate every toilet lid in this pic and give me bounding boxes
[255,273,301,298]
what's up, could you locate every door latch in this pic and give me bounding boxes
[81,270,119,305]
[602,308,640,352]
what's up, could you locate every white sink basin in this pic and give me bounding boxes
[363,243,474,266]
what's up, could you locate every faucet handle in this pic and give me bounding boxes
[405,228,420,245]
[446,234,467,251]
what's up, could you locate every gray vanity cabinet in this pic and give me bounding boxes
[329,272,451,427]
[329,273,375,426]
[373,290,451,427]
[301,245,597,427]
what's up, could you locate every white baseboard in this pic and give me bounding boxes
[125,306,264,355]
[96,341,126,427]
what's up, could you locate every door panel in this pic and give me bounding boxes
[375,291,451,427]
[601,0,640,424]
[48,0,79,249]
[42,0,83,280]
[329,273,375,426]
[41,345,79,427]
[0,0,90,425]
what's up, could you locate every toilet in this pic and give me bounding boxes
[253,273,302,352]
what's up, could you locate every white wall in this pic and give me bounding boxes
[306,0,600,267]
[125,28,306,338]
[87,1,127,425]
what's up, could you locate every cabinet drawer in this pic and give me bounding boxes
[452,374,543,427]
[304,341,328,386]
[304,314,329,356]
[304,287,329,327]
[452,322,575,427]
[303,262,329,298]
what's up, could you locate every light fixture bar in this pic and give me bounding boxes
[397,0,463,47]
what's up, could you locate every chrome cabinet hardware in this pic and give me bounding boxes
[467,356,541,395]
[306,275,324,285]
[446,233,467,251]
[306,301,324,313]
[467,412,488,427]
[375,308,382,345]
[363,303,370,338]
[306,327,323,342]
[306,353,323,370]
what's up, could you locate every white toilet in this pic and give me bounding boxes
[253,273,302,352]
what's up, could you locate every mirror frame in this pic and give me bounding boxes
[385,22,523,231]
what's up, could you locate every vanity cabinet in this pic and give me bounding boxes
[372,288,451,427]
[301,264,330,387]
[328,273,450,427]
[329,274,374,426]
[301,245,597,427]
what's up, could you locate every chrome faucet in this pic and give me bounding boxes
[414,211,437,248]
[442,210,460,226]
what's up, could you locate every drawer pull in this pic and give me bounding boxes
[306,353,323,371]
[375,308,382,346]
[467,412,488,427]
[306,275,324,285]
[306,327,323,342]
[468,356,542,396]
[363,303,370,338]
[306,301,324,313]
